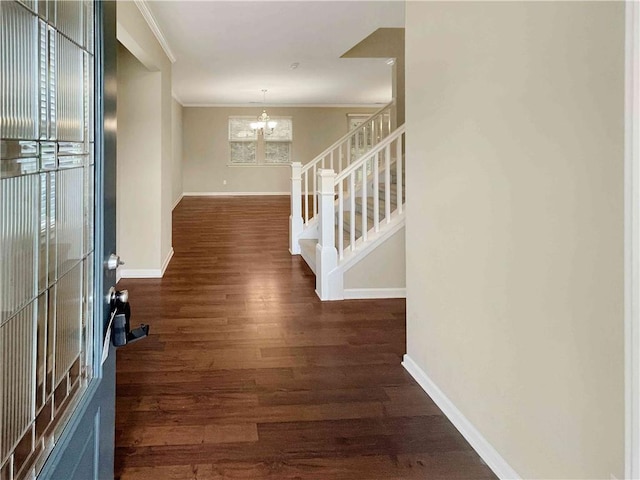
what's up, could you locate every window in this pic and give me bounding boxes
[347,113,374,159]
[228,117,257,164]
[347,113,370,131]
[228,116,292,165]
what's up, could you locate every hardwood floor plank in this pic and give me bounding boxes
[118,452,496,480]
[117,401,387,428]
[115,196,495,479]
[116,424,258,448]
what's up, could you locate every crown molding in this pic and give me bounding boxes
[172,91,184,105]
[133,0,177,64]
[179,103,386,108]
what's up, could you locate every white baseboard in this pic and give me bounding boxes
[161,248,174,276]
[183,191,290,197]
[120,268,162,278]
[402,355,521,480]
[118,248,174,279]
[119,268,162,279]
[172,193,184,210]
[343,287,406,299]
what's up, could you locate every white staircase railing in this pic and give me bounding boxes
[316,125,405,300]
[289,101,394,254]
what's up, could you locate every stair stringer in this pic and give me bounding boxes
[318,209,405,301]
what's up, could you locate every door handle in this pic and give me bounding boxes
[108,287,149,347]
[106,254,124,270]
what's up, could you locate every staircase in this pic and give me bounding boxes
[290,103,406,300]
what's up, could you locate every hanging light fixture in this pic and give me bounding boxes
[250,89,277,135]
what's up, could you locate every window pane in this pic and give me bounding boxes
[228,118,256,141]
[230,141,256,164]
[265,142,291,164]
[268,118,292,141]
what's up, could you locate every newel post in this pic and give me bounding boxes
[289,162,303,254]
[315,169,338,300]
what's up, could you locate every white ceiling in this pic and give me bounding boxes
[145,1,405,106]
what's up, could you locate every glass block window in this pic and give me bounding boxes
[228,116,292,165]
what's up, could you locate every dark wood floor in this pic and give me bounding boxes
[114,196,496,480]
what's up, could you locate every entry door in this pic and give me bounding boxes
[0,1,117,479]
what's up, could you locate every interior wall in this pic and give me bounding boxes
[182,106,376,194]
[344,227,405,290]
[404,2,625,479]
[172,98,183,208]
[116,43,162,270]
[341,28,404,126]
[117,1,173,273]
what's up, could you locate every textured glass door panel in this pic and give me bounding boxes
[56,0,83,47]
[56,168,83,277]
[38,173,48,293]
[1,1,95,477]
[0,175,39,325]
[35,292,47,409]
[53,263,82,387]
[47,171,57,286]
[0,140,39,178]
[0,2,39,140]
[84,51,94,143]
[84,2,94,53]
[56,34,84,142]
[83,164,94,256]
[0,302,36,467]
[81,254,93,373]
[46,284,56,398]
[39,19,48,139]
[48,27,57,140]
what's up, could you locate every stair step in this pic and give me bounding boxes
[299,239,318,273]
[354,196,401,218]
[341,211,368,238]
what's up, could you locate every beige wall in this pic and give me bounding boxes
[117,43,162,270]
[342,28,404,126]
[344,227,405,289]
[172,98,183,207]
[116,1,173,272]
[182,107,376,194]
[405,2,625,479]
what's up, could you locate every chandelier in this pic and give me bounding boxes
[250,89,277,135]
